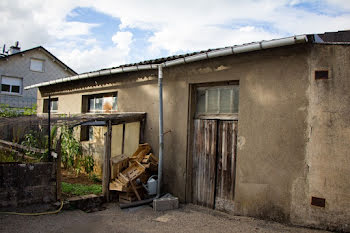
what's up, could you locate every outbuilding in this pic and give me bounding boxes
[26,30,350,232]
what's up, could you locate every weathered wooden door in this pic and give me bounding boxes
[215,120,237,211]
[192,119,217,208]
[192,119,237,209]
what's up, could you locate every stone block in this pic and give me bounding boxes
[153,196,179,211]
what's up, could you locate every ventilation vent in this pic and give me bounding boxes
[311,196,326,207]
[315,70,329,80]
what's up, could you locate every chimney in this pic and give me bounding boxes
[9,41,20,55]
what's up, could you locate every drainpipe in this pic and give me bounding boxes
[156,64,163,198]
[48,95,51,161]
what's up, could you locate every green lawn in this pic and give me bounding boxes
[61,182,102,196]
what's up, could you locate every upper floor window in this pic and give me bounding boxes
[30,58,44,72]
[1,76,22,95]
[196,85,239,116]
[43,98,58,113]
[82,92,117,113]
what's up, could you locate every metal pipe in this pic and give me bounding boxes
[48,95,51,161]
[156,64,163,198]
[119,198,155,209]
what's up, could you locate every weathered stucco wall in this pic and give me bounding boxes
[290,44,350,232]
[38,44,310,204]
[36,44,350,230]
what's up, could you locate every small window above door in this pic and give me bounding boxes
[196,85,239,118]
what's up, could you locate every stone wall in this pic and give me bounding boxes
[0,162,57,207]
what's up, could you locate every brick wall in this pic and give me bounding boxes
[0,162,57,207]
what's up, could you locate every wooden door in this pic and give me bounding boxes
[215,120,238,211]
[192,119,237,210]
[192,119,217,208]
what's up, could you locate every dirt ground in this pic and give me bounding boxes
[0,203,330,233]
[61,169,101,185]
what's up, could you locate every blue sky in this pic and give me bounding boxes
[1,0,349,73]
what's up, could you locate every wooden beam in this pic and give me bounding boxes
[102,120,112,201]
[56,136,62,201]
[0,139,46,154]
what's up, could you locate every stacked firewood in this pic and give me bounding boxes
[109,143,158,203]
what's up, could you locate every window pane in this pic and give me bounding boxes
[112,96,117,110]
[89,99,95,111]
[207,88,219,113]
[233,86,239,113]
[196,89,206,113]
[1,84,10,92]
[30,59,44,72]
[89,127,94,141]
[51,100,58,111]
[95,98,103,111]
[11,85,20,93]
[220,89,232,113]
[103,97,113,112]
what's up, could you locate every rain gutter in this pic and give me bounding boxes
[24,35,308,90]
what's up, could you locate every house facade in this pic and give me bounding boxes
[28,31,350,231]
[0,45,76,108]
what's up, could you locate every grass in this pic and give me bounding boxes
[61,182,102,197]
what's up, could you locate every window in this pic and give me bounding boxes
[196,85,239,115]
[81,126,94,141]
[43,98,58,113]
[1,76,22,95]
[84,93,118,113]
[315,70,329,80]
[30,58,44,72]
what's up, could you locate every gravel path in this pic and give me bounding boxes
[0,203,330,233]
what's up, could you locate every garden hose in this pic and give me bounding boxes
[0,200,64,216]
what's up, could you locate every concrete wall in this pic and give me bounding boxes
[0,162,57,207]
[0,49,73,108]
[290,44,350,232]
[37,44,350,230]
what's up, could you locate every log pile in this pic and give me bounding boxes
[109,143,158,203]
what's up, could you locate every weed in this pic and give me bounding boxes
[61,182,102,196]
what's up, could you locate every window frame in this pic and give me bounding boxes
[84,92,118,113]
[0,75,23,96]
[43,98,58,113]
[30,58,45,72]
[195,84,239,120]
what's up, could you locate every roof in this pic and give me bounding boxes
[0,46,77,75]
[24,30,350,90]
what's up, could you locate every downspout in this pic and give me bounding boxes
[156,64,164,198]
[48,95,51,161]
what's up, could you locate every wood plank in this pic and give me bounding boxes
[215,120,238,210]
[129,178,141,201]
[102,120,112,201]
[56,136,62,201]
[192,119,217,209]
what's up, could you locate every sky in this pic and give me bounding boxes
[1,0,350,73]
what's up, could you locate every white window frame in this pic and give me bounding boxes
[0,75,23,96]
[88,94,118,113]
[30,58,45,72]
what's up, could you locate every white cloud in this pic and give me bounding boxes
[1,0,349,73]
[112,31,133,50]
